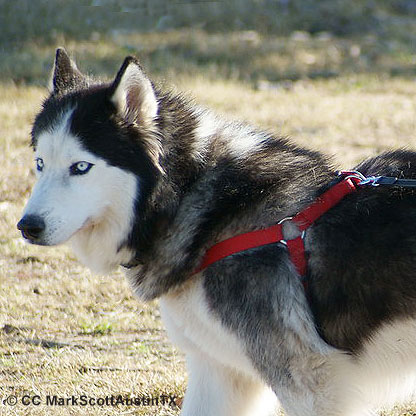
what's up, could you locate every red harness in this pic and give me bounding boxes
[194,173,363,286]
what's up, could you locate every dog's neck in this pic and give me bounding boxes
[122,93,334,300]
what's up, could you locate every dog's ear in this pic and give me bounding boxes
[50,48,86,94]
[109,57,158,125]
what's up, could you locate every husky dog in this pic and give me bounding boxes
[18,48,416,416]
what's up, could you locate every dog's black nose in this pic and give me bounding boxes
[17,215,45,241]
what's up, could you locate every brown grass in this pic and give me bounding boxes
[1,56,416,415]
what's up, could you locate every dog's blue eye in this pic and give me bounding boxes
[36,158,44,172]
[70,161,94,175]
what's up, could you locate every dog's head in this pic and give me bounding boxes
[17,49,162,272]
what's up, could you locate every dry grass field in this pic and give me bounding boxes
[1,18,416,416]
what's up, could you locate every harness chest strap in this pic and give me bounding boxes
[194,176,361,285]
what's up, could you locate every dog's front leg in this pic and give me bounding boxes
[181,352,277,416]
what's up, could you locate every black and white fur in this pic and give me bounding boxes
[18,48,416,416]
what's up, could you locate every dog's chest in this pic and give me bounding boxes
[159,279,259,378]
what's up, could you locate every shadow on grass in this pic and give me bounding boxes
[1,1,415,86]
[1,26,415,87]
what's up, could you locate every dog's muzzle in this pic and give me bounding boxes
[17,215,46,242]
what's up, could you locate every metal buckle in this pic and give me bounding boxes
[337,170,380,187]
[278,216,305,246]
[357,176,380,186]
[338,170,366,182]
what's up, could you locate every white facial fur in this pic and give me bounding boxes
[23,109,137,273]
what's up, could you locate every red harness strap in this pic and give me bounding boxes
[194,175,360,285]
